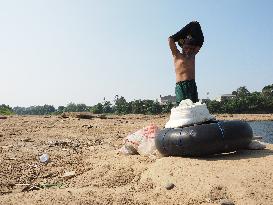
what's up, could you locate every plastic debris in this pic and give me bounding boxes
[120,124,160,156]
[248,140,266,150]
[39,153,49,163]
[62,171,76,179]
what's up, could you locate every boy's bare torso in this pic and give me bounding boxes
[169,37,199,83]
[173,53,195,83]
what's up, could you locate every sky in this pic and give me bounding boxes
[0,0,273,107]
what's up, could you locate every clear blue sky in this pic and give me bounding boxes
[1,0,272,107]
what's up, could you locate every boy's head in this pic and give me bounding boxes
[179,36,200,56]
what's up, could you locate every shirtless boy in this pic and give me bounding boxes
[168,21,204,104]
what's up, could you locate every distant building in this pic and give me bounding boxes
[215,94,236,102]
[159,95,176,105]
[200,99,210,104]
[159,95,212,104]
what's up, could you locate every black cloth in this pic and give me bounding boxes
[170,21,204,48]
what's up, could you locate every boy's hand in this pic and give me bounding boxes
[170,21,204,48]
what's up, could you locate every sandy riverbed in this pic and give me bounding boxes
[0,114,273,205]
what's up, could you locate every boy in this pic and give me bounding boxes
[168,21,204,104]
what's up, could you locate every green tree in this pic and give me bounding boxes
[102,101,113,113]
[57,106,65,113]
[13,106,26,115]
[207,100,222,113]
[12,105,55,115]
[76,104,89,112]
[0,104,14,115]
[64,103,88,112]
[64,103,78,112]
[91,103,103,114]
[114,95,129,114]
[42,105,56,114]
[131,100,144,114]
[143,100,162,114]
[262,84,273,97]
[236,86,250,97]
[162,102,174,113]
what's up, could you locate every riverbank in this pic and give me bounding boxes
[215,114,273,121]
[1,114,273,205]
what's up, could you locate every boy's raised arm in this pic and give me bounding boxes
[168,37,180,56]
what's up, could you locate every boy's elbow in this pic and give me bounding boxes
[168,37,174,43]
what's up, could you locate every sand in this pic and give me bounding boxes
[1,114,273,205]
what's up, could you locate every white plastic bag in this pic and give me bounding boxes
[120,124,160,156]
[247,140,266,150]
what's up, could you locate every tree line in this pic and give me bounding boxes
[207,85,273,114]
[0,96,173,116]
[1,85,272,116]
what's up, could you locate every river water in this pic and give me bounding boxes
[248,121,273,144]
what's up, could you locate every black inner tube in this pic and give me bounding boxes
[155,120,253,157]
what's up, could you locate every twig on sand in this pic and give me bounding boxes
[21,183,65,192]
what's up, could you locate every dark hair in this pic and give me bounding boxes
[178,35,202,48]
